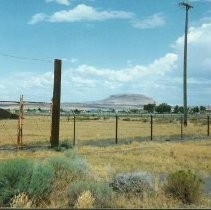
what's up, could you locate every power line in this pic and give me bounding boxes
[0,52,52,63]
[0,100,51,104]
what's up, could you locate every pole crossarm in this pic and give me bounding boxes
[179,2,193,10]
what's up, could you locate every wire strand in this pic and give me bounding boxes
[0,53,52,63]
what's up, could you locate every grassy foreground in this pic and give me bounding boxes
[0,139,211,208]
[78,140,211,178]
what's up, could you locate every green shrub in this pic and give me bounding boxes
[110,172,154,196]
[0,150,90,207]
[28,162,54,196]
[68,180,113,208]
[122,118,131,121]
[48,150,89,181]
[164,170,203,204]
[64,149,80,159]
[0,159,32,206]
[0,159,55,207]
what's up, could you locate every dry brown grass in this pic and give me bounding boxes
[0,115,208,146]
[0,115,211,208]
[0,140,210,208]
[0,148,63,159]
[77,140,211,180]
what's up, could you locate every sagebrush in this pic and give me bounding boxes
[68,180,113,208]
[164,170,203,204]
[110,172,154,196]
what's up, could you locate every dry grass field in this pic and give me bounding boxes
[0,115,211,208]
[0,115,208,146]
[0,139,211,208]
[78,140,211,208]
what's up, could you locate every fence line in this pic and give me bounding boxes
[0,113,210,148]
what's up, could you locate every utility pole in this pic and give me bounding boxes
[179,1,193,127]
[50,59,62,147]
[17,95,24,148]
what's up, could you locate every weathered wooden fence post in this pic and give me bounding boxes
[50,59,62,148]
[207,116,210,137]
[17,95,24,148]
[115,114,118,144]
[181,115,183,139]
[150,115,153,141]
[73,114,76,146]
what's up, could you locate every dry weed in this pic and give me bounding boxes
[10,192,33,208]
[74,190,95,209]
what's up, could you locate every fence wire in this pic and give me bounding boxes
[0,113,210,147]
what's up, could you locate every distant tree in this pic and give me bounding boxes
[73,109,81,114]
[144,104,156,113]
[155,103,171,114]
[192,106,200,114]
[38,107,42,112]
[178,106,184,114]
[200,106,206,113]
[173,105,179,114]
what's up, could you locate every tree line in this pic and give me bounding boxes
[143,103,206,114]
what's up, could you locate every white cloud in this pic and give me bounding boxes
[131,13,166,29]
[23,72,53,88]
[170,18,211,104]
[0,72,53,101]
[73,53,177,82]
[49,4,134,22]
[29,4,165,30]
[174,23,211,46]
[174,21,211,73]
[29,4,134,24]
[62,57,78,63]
[28,13,47,25]
[71,76,97,88]
[46,0,70,6]
[0,52,178,102]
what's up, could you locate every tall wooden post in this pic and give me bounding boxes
[17,95,24,148]
[73,114,76,146]
[150,115,153,141]
[115,115,118,144]
[181,115,183,139]
[50,59,62,147]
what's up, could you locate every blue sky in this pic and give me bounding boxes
[0,0,211,105]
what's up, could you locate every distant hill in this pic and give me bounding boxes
[0,94,155,111]
[93,94,155,106]
[61,94,155,110]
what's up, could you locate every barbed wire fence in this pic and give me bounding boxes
[1,98,211,149]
